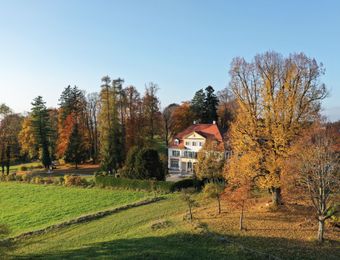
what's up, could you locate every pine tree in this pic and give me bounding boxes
[191,89,205,122]
[203,86,219,123]
[30,96,51,169]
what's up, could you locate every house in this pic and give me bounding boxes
[168,121,225,175]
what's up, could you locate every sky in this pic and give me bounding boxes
[0,0,339,121]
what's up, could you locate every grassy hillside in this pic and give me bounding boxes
[0,182,149,236]
[10,196,257,259]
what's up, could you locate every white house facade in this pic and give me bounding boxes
[168,123,224,175]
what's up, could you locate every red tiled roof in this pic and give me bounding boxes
[170,124,224,148]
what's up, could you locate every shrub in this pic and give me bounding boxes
[6,173,16,182]
[170,179,195,192]
[20,166,28,171]
[15,175,23,182]
[44,177,54,185]
[64,175,83,186]
[32,176,44,184]
[121,147,165,181]
[95,176,172,193]
[21,174,31,182]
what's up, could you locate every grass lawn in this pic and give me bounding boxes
[9,162,42,172]
[10,196,257,259]
[0,182,149,237]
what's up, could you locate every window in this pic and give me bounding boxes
[185,141,190,146]
[172,150,180,157]
[199,142,202,147]
[174,139,179,145]
[170,159,179,169]
[192,141,197,146]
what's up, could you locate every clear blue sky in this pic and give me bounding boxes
[0,0,339,120]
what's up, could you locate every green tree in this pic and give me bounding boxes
[191,89,205,122]
[30,96,51,169]
[203,86,219,123]
[134,148,164,181]
[65,124,84,169]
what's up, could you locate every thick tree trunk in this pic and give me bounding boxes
[271,187,282,206]
[318,219,325,243]
[240,200,244,231]
[6,145,10,175]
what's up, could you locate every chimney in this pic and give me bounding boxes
[213,120,216,124]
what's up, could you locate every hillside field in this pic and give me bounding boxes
[0,182,149,236]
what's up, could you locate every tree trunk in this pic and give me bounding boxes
[317,219,325,243]
[271,187,282,206]
[240,200,244,231]
[217,196,221,214]
[189,205,193,221]
[6,145,10,175]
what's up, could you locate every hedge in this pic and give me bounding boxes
[95,176,198,193]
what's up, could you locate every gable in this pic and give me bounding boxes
[183,131,206,140]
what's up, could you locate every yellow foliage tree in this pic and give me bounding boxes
[226,52,327,206]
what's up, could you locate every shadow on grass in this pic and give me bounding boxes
[12,232,340,259]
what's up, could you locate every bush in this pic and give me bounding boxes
[64,175,82,186]
[15,175,23,182]
[170,179,195,192]
[121,147,165,181]
[32,176,44,184]
[44,177,54,185]
[20,166,28,171]
[22,174,31,182]
[6,173,16,182]
[95,176,173,193]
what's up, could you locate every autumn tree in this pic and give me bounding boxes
[30,96,52,169]
[162,103,179,146]
[285,124,339,243]
[0,107,22,174]
[203,181,225,214]
[228,51,327,206]
[124,86,144,149]
[98,76,123,173]
[18,116,38,160]
[57,85,89,166]
[85,92,99,163]
[216,88,237,130]
[171,102,195,134]
[142,82,161,146]
[195,141,225,181]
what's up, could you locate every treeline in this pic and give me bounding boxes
[0,77,234,175]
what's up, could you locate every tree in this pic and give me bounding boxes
[181,188,199,221]
[228,51,327,206]
[203,86,219,123]
[195,141,225,181]
[98,76,123,173]
[171,102,195,134]
[30,96,52,169]
[203,182,225,214]
[18,116,38,160]
[216,88,237,130]
[162,103,179,146]
[65,124,85,169]
[191,89,205,123]
[0,111,22,174]
[120,147,164,180]
[286,124,339,243]
[142,82,161,145]
[57,85,89,166]
[85,92,99,163]
[134,148,164,181]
